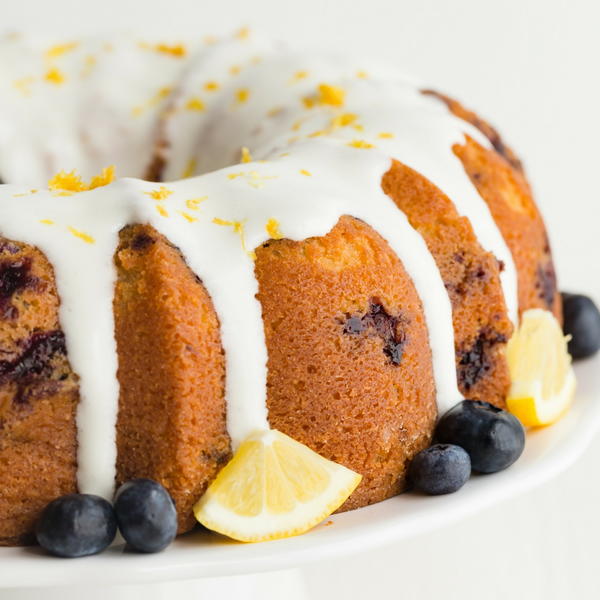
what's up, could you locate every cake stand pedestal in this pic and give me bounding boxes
[4,569,309,600]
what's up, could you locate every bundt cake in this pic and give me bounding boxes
[0,30,560,546]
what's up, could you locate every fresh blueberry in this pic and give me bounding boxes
[562,292,600,359]
[114,479,177,553]
[436,400,525,473]
[35,494,117,558]
[408,444,471,495]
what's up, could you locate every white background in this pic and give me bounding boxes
[2,0,599,598]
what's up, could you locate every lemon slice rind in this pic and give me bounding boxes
[506,309,576,427]
[194,429,362,542]
[507,368,576,427]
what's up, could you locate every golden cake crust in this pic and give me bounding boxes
[0,239,78,546]
[423,90,561,319]
[382,161,513,406]
[114,225,231,534]
[455,137,561,320]
[256,215,437,508]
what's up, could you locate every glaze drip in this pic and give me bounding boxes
[0,32,520,499]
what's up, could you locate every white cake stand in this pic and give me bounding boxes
[2,357,599,600]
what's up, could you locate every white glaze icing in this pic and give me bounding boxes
[0,31,520,499]
[0,32,195,184]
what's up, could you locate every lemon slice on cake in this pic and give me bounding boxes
[194,429,362,542]
[506,308,576,427]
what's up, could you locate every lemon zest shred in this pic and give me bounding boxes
[40,219,54,225]
[235,88,250,104]
[45,42,78,61]
[179,211,198,223]
[204,80,219,92]
[144,186,173,201]
[212,217,256,259]
[302,96,316,109]
[185,97,205,111]
[265,218,283,240]
[45,67,65,85]
[347,139,375,149]
[300,169,312,176]
[378,131,394,139]
[331,113,358,128]
[241,147,253,163]
[156,205,169,217]
[302,83,345,109]
[186,196,208,210]
[182,159,197,178]
[48,167,115,194]
[132,86,172,117]
[318,83,345,107]
[290,70,309,83]
[155,43,187,57]
[68,226,95,244]
[14,188,40,197]
[247,171,278,189]
[48,170,87,193]
[228,171,278,188]
[89,166,115,190]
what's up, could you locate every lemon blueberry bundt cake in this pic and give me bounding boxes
[0,29,578,550]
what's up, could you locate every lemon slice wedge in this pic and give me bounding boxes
[506,308,576,427]
[194,429,362,542]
